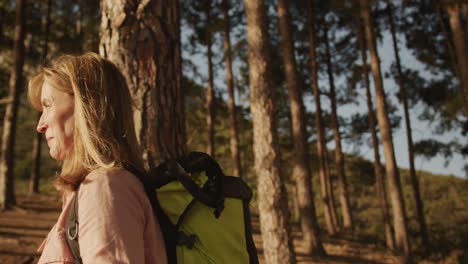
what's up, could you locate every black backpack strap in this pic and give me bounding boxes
[123,163,178,264]
[65,192,82,264]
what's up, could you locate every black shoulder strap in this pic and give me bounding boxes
[65,192,82,264]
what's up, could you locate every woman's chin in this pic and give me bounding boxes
[49,150,65,161]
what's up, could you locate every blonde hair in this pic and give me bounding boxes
[28,52,144,191]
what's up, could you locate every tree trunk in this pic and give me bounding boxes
[356,15,395,250]
[323,148,340,230]
[206,1,215,157]
[222,0,242,177]
[0,5,4,43]
[306,1,337,236]
[277,0,325,256]
[360,0,411,260]
[30,0,52,195]
[244,1,296,263]
[387,1,430,250]
[0,0,26,210]
[323,19,353,230]
[100,0,186,166]
[76,0,82,36]
[446,3,468,115]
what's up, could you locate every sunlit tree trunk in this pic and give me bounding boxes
[356,15,395,250]
[323,19,353,230]
[244,1,296,263]
[0,0,26,210]
[306,1,337,236]
[100,0,186,166]
[222,0,241,176]
[30,0,52,194]
[387,1,430,250]
[205,1,215,157]
[360,0,411,260]
[445,2,468,115]
[277,0,325,256]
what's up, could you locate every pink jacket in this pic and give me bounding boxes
[37,167,168,264]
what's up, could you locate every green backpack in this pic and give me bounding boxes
[65,152,259,264]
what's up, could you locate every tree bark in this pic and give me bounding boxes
[360,0,411,260]
[445,2,468,115]
[356,15,395,250]
[0,0,26,210]
[29,0,52,195]
[277,0,325,256]
[306,1,337,236]
[244,1,296,263]
[323,19,353,230]
[222,0,242,177]
[387,1,430,250]
[100,0,187,166]
[206,1,215,157]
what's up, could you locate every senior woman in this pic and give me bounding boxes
[28,53,167,263]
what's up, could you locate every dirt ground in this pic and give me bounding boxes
[0,194,457,264]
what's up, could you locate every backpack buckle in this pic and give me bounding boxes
[67,220,79,240]
[176,231,197,249]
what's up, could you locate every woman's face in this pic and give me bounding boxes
[36,81,75,160]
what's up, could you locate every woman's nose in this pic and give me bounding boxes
[37,113,47,133]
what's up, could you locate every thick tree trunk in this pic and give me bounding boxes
[387,1,430,250]
[277,0,325,256]
[206,2,215,157]
[100,0,186,166]
[356,16,395,250]
[360,0,411,260]
[30,0,52,195]
[222,0,242,177]
[244,1,296,263]
[446,3,468,115]
[0,0,26,210]
[306,1,337,236]
[323,20,353,230]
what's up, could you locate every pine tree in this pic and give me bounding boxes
[322,14,353,230]
[244,0,296,262]
[277,0,326,255]
[0,0,26,209]
[100,0,186,165]
[387,0,430,249]
[222,0,242,177]
[356,14,395,250]
[360,0,411,260]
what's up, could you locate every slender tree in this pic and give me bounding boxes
[205,0,215,157]
[444,1,468,115]
[29,0,52,194]
[360,0,411,260]
[244,0,296,262]
[277,0,325,255]
[387,0,430,249]
[0,0,26,210]
[223,0,242,177]
[323,16,353,230]
[222,0,242,177]
[356,14,395,250]
[306,0,337,235]
[100,0,186,165]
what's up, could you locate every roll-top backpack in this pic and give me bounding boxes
[65,152,259,264]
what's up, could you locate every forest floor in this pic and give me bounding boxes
[0,194,463,264]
